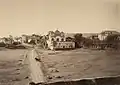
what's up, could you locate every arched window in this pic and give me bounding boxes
[56,38,59,42]
[61,38,64,42]
[51,38,54,41]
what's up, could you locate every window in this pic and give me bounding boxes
[61,38,64,42]
[69,45,73,48]
[51,38,54,41]
[59,43,61,45]
[56,38,59,42]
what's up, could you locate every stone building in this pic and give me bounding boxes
[98,30,120,41]
[47,30,75,50]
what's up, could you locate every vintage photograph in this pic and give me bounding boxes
[0,0,120,85]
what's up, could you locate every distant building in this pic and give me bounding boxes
[47,30,75,50]
[22,35,29,43]
[98,30,120,41]
[0,38,4,43]
[13,37,22,43]
[0,37,12,44]
[88,34,99,40]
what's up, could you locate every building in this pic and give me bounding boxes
[98,30,120,41]
[88,34,99,40]
[47,30,75,50]
[13,37,22,43]
[22,35,27,43]
[21,34,31,43]
[0,37,12,44]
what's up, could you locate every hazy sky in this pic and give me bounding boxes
[0,0,120,37]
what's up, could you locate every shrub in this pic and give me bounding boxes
[0,42,6,47]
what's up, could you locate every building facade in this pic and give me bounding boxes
[98,30,120,41]
[47,30,75,50]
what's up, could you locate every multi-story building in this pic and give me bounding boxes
[47,30,75,50]
[98,30,120,41]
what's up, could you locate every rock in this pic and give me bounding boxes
[48,68,59,73]
[35,57,41,62]
[55,75,63,78]
[18,59,22,61]
[25,76,29,79]
[64,65,67,67]
[63,63,69,67]
[29,82,36,85]
[47,76,53,79]
[55,69,59,72]
[16,68,20,70]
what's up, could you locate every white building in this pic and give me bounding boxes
[47,30,75,50]
[98,30,120,41]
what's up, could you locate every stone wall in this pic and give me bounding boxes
[38,76,120,85]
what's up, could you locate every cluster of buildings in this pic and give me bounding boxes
[0,37,22,45]
[98,30,120,41]
[0,29,120,50]
[46,29,120,50]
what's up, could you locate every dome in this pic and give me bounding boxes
[55,30,61,36]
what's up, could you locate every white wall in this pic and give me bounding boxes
[56,42,75,49]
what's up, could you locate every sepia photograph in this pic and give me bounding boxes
[0,0,120,85]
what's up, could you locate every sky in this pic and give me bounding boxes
[0,0,120,37]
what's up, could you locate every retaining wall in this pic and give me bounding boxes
[42,76,120,85]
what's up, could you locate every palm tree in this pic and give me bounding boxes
[9,35,13,44]
[41,35,48,49]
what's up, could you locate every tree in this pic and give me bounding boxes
[40,35,48,49]
[83,38,93,48]
[105,34,119,43]
[105,34,120,49]
[14,37,20,42]
[74,33,83,40]
[74,33,83,48]
[9,35,13,44]
[66,37,73,42]
[53,40,57,47]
